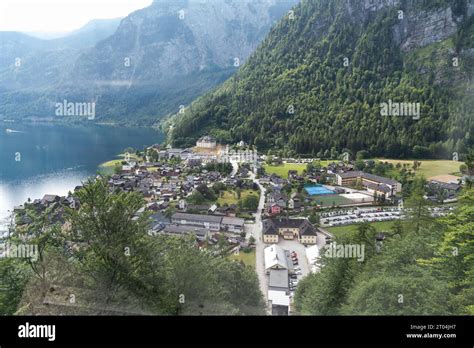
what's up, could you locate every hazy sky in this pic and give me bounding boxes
[0,0,153,33]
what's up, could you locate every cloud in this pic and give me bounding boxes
[0,0,152,32]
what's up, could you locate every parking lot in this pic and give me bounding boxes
[277,239,311,297]
[321,208,401,227]
[320,205,454,227]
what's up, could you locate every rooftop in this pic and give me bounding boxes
[197,136,216,143]
[268,290,290,307]
[222,216,245,227]
[338,171,399,186]
[164,224,208,237]
[172,212,223,224]
[264,244,288,270]
[269,269,289,290]
[263,218,317,236]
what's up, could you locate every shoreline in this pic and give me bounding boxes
[0,118,158,129]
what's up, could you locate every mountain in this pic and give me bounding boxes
[47,18,123,49]
[170,0,474,160]
[0,18,122,70]
[0,18,123,117]
[0,0,299,124]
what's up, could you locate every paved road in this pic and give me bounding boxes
[246,171,268,310]
[229,160,239,177]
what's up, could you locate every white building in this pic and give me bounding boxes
[222,216,245,233]
[178,199,188,211]
[196,136,217,149]
[264,244,288,270]
[268,290,290,307]
[306,244,321,273]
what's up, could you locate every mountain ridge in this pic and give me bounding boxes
[169,0,473,160]
[0,0,299,124]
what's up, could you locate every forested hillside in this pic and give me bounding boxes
[170,0,474,159]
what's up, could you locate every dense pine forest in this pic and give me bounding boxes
[169,0,473,159]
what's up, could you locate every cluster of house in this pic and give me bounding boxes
[13,193,79,225]
[265,190,313,215]
[109,160,225,201]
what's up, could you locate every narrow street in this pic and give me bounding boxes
[229,159,239,177]
[247,171,268,308]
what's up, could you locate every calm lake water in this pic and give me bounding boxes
[0,123,164,228]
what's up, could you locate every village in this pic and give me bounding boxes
[11,135,466,315]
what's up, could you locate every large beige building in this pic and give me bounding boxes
[263,218,317,245]
[196,136,217,149]
[336,171,402,197]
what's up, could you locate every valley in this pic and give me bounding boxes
[0,0,472,326]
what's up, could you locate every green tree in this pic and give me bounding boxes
[243,194,259,211]
[405,177,433,234]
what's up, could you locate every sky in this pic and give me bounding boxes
[0,0,153,33]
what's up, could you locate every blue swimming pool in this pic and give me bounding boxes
[304,184,335,196]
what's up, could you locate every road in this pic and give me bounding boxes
[246,171,268,309]
[229,160,239,177]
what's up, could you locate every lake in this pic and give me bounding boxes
[0,123,164,229]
